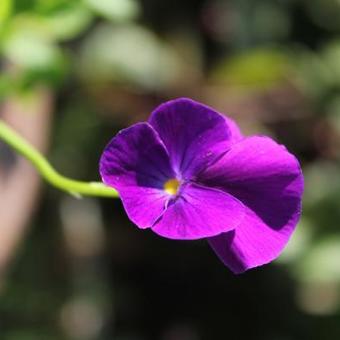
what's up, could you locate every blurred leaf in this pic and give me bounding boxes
[35,0,75,12]
[296,237,340,283]
[3,30,63,69]
[20,63,68,88]
[0,73,16,98]
[302,161,340,239]
[4,14,55,43]
[39,3,93,41]
[2,12,71,76]
[293,49,334,100]
[4,5,93,43]
[78,24,183,91]
[211,48,291,90]
[322,41,340,87]
[84,0,139,21]
[0,0,12,23]
[327,96,340,133]
[303,161,340,207]
[278,218,313,264]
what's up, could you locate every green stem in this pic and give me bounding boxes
[0,120,118,198]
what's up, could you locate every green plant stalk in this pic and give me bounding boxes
[0,120,118,198]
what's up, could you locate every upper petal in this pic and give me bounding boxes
[198,136,304,273]
[151,183,245,240]
[99,122,176,229]
[149,98,237,179]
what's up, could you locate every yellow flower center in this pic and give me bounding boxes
[164,178,180,195]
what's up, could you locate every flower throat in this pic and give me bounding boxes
[164,178,180,195]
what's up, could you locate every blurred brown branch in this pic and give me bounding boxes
[0,88,53,282]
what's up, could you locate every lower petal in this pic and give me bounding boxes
[208,188,302,273]
[151,183,245,240]
[198,136,303,272]
[120,187,168,229]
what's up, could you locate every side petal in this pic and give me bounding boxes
[149,98,238,179]
[99,122,175,228]
[198,136,304,273]
[151,183,245,240]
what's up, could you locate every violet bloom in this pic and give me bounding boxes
[100,98,303,273]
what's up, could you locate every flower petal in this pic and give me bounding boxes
[100,122,175,190]
[119,187,169,229]
[149,98,235,179]
[198,136,304,273]
[151,183,245,240]
[208,197,301,273]
[99,122,176,229]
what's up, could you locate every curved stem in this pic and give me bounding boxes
[0,120,118,198]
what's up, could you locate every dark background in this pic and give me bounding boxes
[1,0,340,339]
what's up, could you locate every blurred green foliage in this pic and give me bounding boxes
[211,48,292,90]
[0,0,140,95]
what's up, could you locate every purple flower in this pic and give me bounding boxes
[99,98,303,273]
